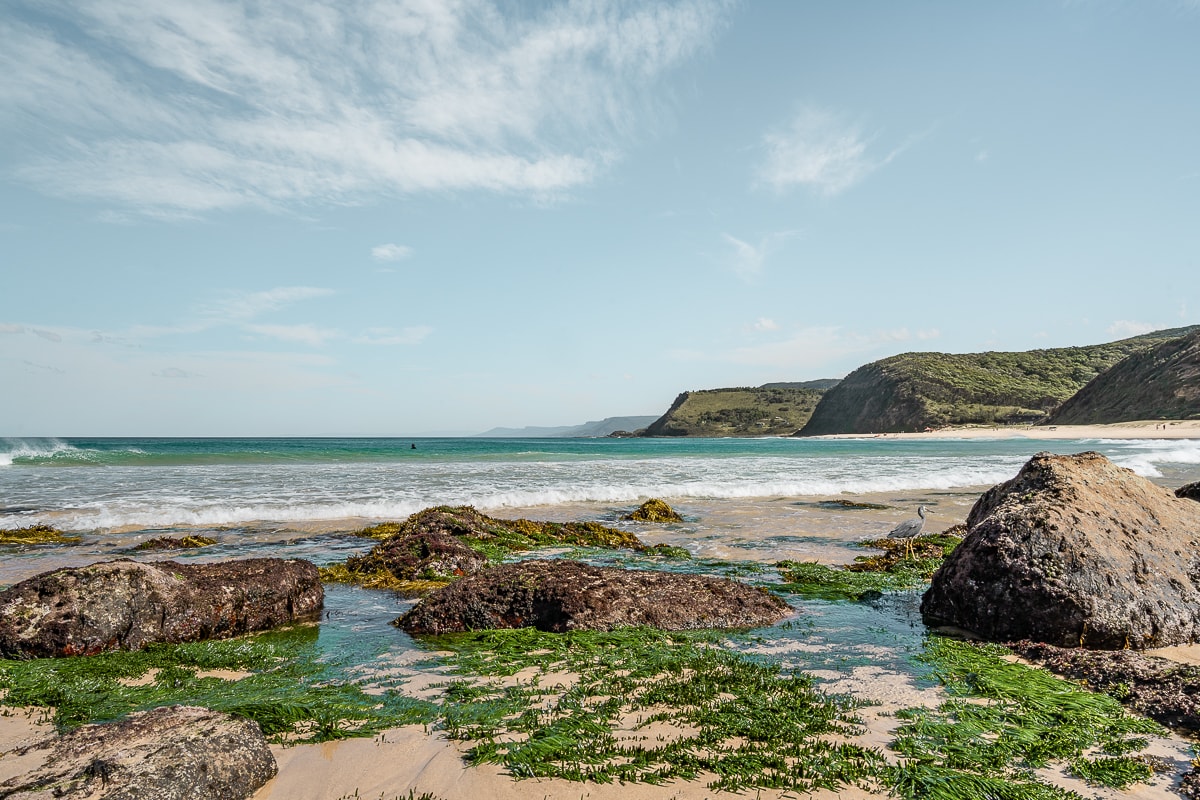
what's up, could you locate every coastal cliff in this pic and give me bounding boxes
[640,384,830,437]
[1048,328,1200,424]
[798,327,1198,435]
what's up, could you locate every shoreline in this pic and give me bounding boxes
[806,419,1200,441]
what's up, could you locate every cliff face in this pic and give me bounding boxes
[641,386,826,437]
[798,327,1199,435]
[1048,329,1200,424]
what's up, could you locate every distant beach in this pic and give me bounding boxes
[812,419,1200,441]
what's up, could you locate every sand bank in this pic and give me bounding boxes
[811,420,1200,441]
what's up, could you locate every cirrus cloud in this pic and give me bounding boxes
[0,0,733,216]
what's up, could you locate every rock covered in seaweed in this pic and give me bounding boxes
[921,451,1200,649]
[0,705,276,800]
[1178,481,1200,502]
[329,505,646,588]
[0,558,323,659]
[396,559,790,634]
[624,498,684,523]
[133,534,218,551]
[345,529,487,581]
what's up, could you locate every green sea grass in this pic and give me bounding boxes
[890,637,1163,798]
[424,626,889,793]
[0,627,437,743]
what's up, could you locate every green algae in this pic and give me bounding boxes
[0,524,80,546]
[0,626,438,743]
[426,625,888,793]
[890,637,1164,798]
[317,563,449,596]
[774,532,962,601]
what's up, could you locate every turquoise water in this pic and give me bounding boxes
[2,435,1199,531]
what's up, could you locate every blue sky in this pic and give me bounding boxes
[2,0,1198,436]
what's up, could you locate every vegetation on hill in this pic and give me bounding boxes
[1048,328,1200,424]
[640,385,827,437]
[798,327,1199,435]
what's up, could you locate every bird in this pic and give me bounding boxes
[887,505,928,559]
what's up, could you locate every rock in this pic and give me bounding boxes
[1178,481,1200,502]
[345,530,487,581]
[624,498,684,523]
[1012,640,1200,736]
[0,558,323,659]
[921,451,1200,649]
[396,559,790,634]
[0,705,276,800]
[133,535,217,551]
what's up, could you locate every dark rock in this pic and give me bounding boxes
[1178,481,1200,502]
[0,558,323,659]
[396,559,790,634]
[921,451,1200,648]
[345,530,487,581]
[0,705,276,800]
[624,499,683,523]
[1013,640,1200,736]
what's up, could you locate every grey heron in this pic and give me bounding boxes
[887,505,928,559]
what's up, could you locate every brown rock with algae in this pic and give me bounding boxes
[921,451,1200,649]
[397,559,790,635]
[0,558,323,659]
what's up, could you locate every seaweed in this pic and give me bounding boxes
[0,524,80,546]
[0,626,438,743]
[889,637,1164,798]
[423,626,889,793]
[133,535,217,551]
[317,563,449,596]
[774,560,921,600]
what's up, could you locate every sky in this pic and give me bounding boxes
[1,0,1198,436]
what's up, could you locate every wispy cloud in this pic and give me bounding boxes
[244,323,341,347]
[206,287,334,321]
[1,1,731,215]
[1107,320,1163,338]
[355,326,433,346]
[749,317,779,332]
[720,231,795,280]
[758,107,901,196]
[153,367,193,379]
[371,243,413,262]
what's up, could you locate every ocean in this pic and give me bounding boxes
[4,435,1200,534]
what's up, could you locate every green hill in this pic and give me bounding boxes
[641,385,830,437]
[1048,329,1200,424]
[797,327,1199,435]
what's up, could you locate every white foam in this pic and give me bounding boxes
[0,437,79,466]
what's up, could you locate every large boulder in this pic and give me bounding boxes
[1178,481,1200,502]
[397,559,790,634]
[0,705,276,799]
[0,558,323,659]
[921,452,1200,648]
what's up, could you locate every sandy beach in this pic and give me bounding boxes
[813,420,1200,441]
